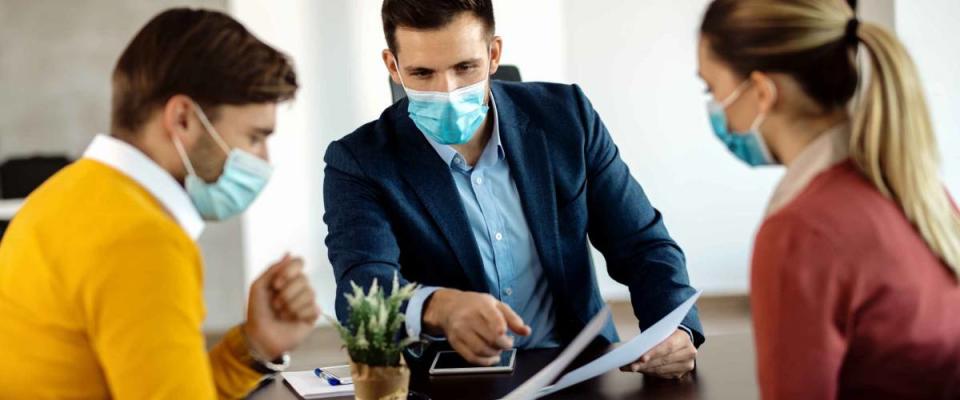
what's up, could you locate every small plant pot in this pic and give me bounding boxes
[350,361,411,400]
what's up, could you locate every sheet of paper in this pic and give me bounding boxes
[282,370,355,399]
[498,306,611,400]
[537,290,702,397]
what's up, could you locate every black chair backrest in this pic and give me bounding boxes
[0,155,71,241]
[0,156,71,199]
[389,65,523,103]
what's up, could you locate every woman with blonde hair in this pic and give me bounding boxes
[697,0,960,398]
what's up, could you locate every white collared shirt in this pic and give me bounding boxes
[83,134,205,240]
[766,123,851,216]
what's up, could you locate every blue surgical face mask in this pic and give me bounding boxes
[172,102,273,221]
[395,58,490,145]
[707,80,776,167]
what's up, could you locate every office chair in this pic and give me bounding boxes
[0,156,71,199]
[389,65,523,103]
[0,155,71,241]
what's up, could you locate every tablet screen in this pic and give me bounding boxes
[433,349,515,369]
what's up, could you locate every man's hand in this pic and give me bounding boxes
[244,254,320,360]
[423,289,532,366]
[620,329,697,379]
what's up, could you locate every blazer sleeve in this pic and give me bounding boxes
[571,84,704,346]
[323,140,416,325]
[751,213,848,400]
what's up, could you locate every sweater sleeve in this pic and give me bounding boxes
[82,224,262,399]
[209,325,267,399]
[750,213,850,400]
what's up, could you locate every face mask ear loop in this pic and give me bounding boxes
[172,135,199,178]
[720,79,753,109]
[189,100,232,156]
[749,78,779,132]
[482,44,493,103]
[393,54,410,91]
[750,111,775,163]
[750,112,767,133]
[751,78,779,163]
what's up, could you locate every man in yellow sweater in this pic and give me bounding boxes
[0,8,318,399]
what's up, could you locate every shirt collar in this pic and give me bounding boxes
[83,134,205,240]
[766,123,851,216]
[422,89,506,170]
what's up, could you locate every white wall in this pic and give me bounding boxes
[494,1,567,83]
[229,0,333,321]
[895,1,960,196]
[561,0,780,297]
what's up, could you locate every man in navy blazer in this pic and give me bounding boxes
[324,0,703,379]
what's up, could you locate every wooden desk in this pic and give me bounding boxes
[248,333,756,400]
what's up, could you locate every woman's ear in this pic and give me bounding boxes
[750,71,779,114]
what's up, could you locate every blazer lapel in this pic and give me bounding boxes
[393,103,490,293]
[491,83,567,292]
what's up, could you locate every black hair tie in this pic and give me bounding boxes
[845,18,860,46]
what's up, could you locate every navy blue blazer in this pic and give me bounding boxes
[323,81,704,347]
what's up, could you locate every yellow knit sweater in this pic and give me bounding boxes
[0,159,262,399]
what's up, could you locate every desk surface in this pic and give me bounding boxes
[249,333,757,400]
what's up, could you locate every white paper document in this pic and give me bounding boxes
[498,306,612,400]
[282,370,355,399]
[536,290,703,397]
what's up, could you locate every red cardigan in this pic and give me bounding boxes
[751,160,960,400]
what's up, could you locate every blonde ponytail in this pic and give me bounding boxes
[851,22,960,277]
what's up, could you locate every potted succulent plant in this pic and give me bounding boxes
[331,273,418,400]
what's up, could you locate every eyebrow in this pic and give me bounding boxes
[252,127,274,136]
[451,58,483,68]
[405,66,434,75]
[403,58,484,74]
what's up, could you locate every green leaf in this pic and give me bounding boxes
[338,275,420,367]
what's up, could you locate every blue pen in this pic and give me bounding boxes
[314,368,342,386]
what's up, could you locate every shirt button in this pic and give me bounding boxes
[475,177,483,185]
[495,232,503,241]
[504,288,513,296]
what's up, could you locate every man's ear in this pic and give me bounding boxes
[162,95,198,146]
[383,49,401,85]
[750,71,779,114]
[488,36,503,76]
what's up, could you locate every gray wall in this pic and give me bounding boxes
[0,0,244,332]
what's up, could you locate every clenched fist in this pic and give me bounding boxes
[244,254,319,360]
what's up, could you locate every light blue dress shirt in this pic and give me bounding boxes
[404,93,559,349]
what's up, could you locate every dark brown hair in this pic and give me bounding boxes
[110,8,298,135]
[382,0,495,54]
